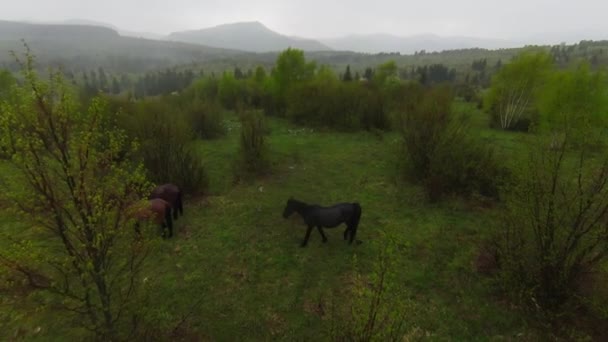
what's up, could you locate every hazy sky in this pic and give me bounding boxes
[3,0,608,42]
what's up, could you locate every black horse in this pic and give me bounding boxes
[282,197,362,247]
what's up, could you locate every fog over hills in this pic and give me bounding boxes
[4,18,603,56]
[167,21,332,52]
[0,20,254,72]
[321,33,523,54]
[22,18,166,40]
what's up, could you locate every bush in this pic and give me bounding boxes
[120,99,209,196]
[286,80,388,131]
[326,241,414,341]
[183,99,226,139]
[496,67,608,311]
[496,133,608,311]
[400,85,502,202]
[235,110,269,179]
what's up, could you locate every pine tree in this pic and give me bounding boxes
[343,65,353,82]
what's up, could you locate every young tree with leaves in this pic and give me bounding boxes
[0,47,153,340]
[497,62,608,310]
[484,52,553,130]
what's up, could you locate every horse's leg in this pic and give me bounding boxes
[343,226,350,241]
[317,226,328,243]
[172,203,178,220]
[161,223,167,239]
[301,225,314,247]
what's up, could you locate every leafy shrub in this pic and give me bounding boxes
[496,133,608,310]
[286,80,388,131]
[326,241,415,341]
[183,99,226,139]
[400,85,502,202]
[496,65,608,311]
[235,110,269,179]
[119,99,209,196]
[218,72,247,110]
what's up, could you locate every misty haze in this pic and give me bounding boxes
[1,1,608,341]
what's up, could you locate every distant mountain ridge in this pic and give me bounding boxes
[22,18,166,40]
[0,20,254,73]
[6,18,606,55]
[321,33,522,54]
[168,21,332,52]
[0,20,119,41]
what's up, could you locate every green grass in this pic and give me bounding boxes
[0,103,602,340]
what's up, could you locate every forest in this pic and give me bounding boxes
[1,36,608,341]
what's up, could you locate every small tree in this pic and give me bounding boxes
[0,47,153,339]
[497,63,608,310]
[343,65,353,82]
[269,48,316,116]
[326,240,413,341]
[484,51,553,131]
[498,132,608,310]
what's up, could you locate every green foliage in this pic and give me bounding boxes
[273,48,316,89]
[269,48,316,116]
[496,66,608,311]
[342,64,353,82]
[235,110,269,179]
[485,51,554,131]
[326,241,413,341]
[191,76,220,101]
[400,85,502,201]
[254,66,266,83]
[116,98,209,196]
[496,132,608,310]
[218,71,247,110]
[286,78,388,131]
[183,99,226,139]
[0,49,153,339]
[0,69,15,99]
[537,61,608,143]
[373,60,398,86]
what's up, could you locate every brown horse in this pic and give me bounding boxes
[127,198,174,238]
[149,184,183,220]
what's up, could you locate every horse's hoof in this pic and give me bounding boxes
[323,239,328,243]
[356,240,363,245]
[300,243,307,248]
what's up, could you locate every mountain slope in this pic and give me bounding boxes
[321,33,521,54]
[61,19,166,40]
[168,21,331,52]
[0,20,253,72]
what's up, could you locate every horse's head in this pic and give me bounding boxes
[282,197,296,218]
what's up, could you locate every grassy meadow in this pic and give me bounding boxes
[3,100,604,341]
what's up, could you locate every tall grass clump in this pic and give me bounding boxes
[234,109,269,180]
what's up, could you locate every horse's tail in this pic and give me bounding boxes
[349,202,362,244]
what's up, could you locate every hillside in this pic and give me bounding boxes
[168,21,331,53]
[0,20,255,73]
